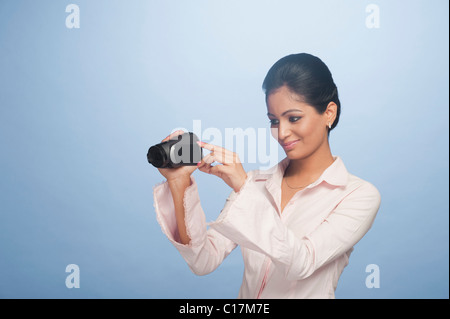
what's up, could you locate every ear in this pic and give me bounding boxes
[324,102,338,127]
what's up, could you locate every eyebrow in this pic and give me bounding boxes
[267,109,304,117]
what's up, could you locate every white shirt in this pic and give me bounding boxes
[153,156,381,298]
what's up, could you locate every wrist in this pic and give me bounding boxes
[233,173,248,193]
[167,175,192,191]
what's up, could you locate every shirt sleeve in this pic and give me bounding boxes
[153,175,237,276]
[209,177,381,281]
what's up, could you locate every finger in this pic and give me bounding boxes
[196,142,225,162]
[197,163,212,174]
[197,156,213,173]
[162,130,184,142]
[196,141,226,153]
[202,148,239,166]
[208,152,239,166]
[198,160,223,175]
[198,142,241,163]
[204,163,229,177]
[197,154,215,169]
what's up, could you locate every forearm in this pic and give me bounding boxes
[168,176,192,245]
[153,176,238,275]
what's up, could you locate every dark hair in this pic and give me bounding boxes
[262,53,341,132]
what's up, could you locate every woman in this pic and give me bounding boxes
[153,53,381,299]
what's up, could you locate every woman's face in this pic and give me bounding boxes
[266,85,334,160]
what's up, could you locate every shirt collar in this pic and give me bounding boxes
[255,155,349,189]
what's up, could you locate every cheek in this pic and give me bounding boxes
[294,121,313,137]
[296,119,322,141]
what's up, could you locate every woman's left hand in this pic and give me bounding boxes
[196,141,248,193]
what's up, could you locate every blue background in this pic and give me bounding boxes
[0,0,448,298]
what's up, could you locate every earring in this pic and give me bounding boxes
[328,123,332,129]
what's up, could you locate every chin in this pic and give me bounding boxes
[284,149,304,160]
[283,147,313,161]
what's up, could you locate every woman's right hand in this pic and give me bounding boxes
[156,130,198,183]
[156,130,196,246]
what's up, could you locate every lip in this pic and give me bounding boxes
[281,139,300,150]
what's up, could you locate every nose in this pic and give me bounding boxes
[271,122,290,142]
[278,121,291,141]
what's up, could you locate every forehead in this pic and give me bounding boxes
[266,86,313,116]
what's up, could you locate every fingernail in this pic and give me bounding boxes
[196,141,203,145]
[197,161,201,166]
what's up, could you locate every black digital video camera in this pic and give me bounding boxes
[147,132,203,168]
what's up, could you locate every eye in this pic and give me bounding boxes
[269,119,279,125]
[289,116,302,122]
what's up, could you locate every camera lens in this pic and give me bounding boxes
[147,145,167,168]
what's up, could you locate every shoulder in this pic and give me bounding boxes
[346,173,381,207]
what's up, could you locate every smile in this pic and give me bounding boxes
[282,139,300,150]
